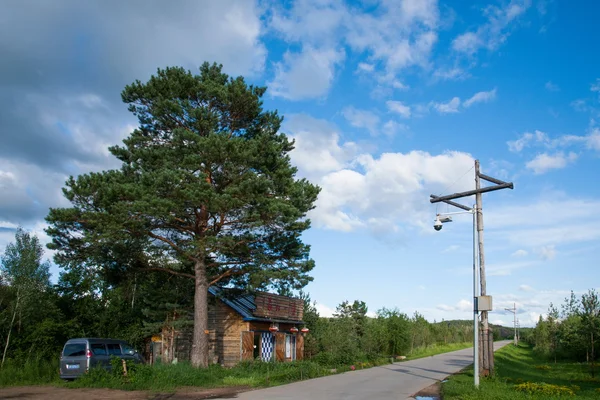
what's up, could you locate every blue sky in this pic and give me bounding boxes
[1,0,599,327]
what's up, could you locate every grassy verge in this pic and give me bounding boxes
[0,359,60,387]
[67,360,338,391]
[403,342,472,361]
[442,343,600,399]
[0,342,477,391]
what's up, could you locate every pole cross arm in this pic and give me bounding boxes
[478,173,510,186]
[429,196,472,211]
[429,182,513,204]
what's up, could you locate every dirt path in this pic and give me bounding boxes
[0,386,249,399]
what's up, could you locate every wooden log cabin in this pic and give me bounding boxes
[149,287,306,367]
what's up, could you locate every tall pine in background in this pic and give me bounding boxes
[46,63,320,367]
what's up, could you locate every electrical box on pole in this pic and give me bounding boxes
[475,296,493,312]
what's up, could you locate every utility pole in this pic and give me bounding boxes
[505,303,517,346]
[430,159,513,377]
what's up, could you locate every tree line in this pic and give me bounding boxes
[531,289,600,375]
[0,228,507,367]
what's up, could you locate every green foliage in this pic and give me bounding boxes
[514,382,575,396]
[533,289,600,377]
[0,358,59,387]
[0,227,57,365]
[46,62,320,293]
[403,342,472,360]
[67,360,334,391]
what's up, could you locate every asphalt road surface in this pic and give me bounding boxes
[236,340,512,400]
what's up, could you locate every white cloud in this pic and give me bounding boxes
[268,46,345,100]
[301,127,475,233]
[485,198,600,250]
[269,0,347,45]
[525,152,577,174]
[537,245,557,261]
[433,97,461,114]
[386,100,411,118]
[437,299,472,312]
[342,106,380,136]
[507,129,595,154]
[284,114,477,234]
[357,62,375,73]
[433,66,469,81]
[519,284,534,292]
[382,120,409,137]
[270,0,441,93]
[286,114,359,179]
[507,130,547,152]
[452,32,481,54]
[314,302,336,318]
[487,261,538,277]
[571,99,589,112]
[452,0,531,56]
[512,249,528,257]
[463,88,497,108]
[586,128,600,150]
[545,81,560,92]
[590,78,600,93]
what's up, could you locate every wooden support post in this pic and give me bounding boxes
[475,160,491,377]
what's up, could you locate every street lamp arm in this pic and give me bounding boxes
[437,209,474,217]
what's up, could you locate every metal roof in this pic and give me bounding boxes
[208,287,304,324]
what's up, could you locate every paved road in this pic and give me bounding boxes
[237,340,511,400]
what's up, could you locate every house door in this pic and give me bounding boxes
[241,331,254,361]
[260,332,275,361]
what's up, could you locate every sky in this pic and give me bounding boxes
[1,0,599,328]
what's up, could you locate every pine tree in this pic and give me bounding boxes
[46,63,320,367]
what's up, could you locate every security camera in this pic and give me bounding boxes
[433,217,443,231]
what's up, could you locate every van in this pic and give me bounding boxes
[59,338,145,380]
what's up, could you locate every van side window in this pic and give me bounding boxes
[107,343,122,355]
[63,343,86,357]
[91,343,107,355]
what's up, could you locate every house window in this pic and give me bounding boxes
[285,334,296,360]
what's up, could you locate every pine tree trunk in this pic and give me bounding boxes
[191,259,209,368]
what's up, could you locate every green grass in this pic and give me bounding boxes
[64,360,339,391]
[442,343,600,399]
[0,358,60,387]
[0,342,483,391]
[403,342,473,361]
